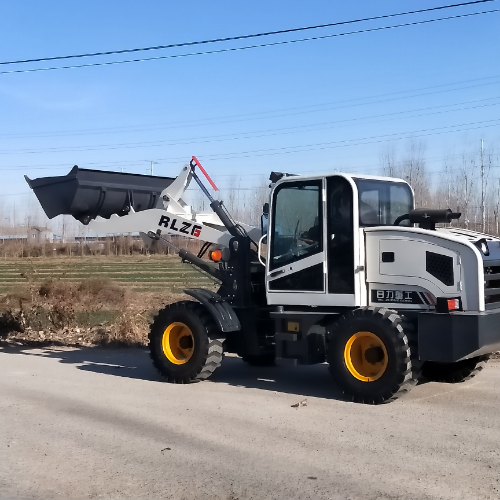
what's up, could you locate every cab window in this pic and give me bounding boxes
[355,179,413,227]
[270,180,323,271]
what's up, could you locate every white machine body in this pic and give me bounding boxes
[263,172,500,313]
[365,226,500,312]
[79,164,499,315]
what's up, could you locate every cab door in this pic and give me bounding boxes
[266,179,326,305]
[325,176,357,306]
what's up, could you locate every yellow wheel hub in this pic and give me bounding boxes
[162,322,194,365]
[344,331,388,382]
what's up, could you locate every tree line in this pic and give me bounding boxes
[380,139,499,236]
[1,139,499,249]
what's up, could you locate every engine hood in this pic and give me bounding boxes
[437,227,500,264]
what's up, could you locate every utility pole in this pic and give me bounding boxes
[446,163,451,208]
[481,139,485,233]
[494,176,500,236]
[145,160,159,176]
[497,176,500,236]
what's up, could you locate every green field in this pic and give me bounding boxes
[0,256,215,294]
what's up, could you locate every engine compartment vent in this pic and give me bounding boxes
[426,251,454,286]
[484,260,500,309]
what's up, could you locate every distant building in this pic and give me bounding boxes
[27,226,53,244]
[0,225,53,244]
[74,232,142,243]
[0,225,28,243]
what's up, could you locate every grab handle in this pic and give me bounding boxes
[257,234,267,266]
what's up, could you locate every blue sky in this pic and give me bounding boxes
[0,0,499,222]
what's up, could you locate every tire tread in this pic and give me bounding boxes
[148,301,224,384]
[422,355,490,383]
[328,307,420,404]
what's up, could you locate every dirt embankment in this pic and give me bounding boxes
[0,277,181,347]
[2,268,498,358]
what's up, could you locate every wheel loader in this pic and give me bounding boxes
[26,157,500,404]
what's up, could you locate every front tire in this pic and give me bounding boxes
[149,301,224,383]
[422,355,490,383]
[327,307,420,404]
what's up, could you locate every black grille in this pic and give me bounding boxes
[426,251,454,286]
[484,261,500,308]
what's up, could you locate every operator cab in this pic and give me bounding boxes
[265,173,413,307]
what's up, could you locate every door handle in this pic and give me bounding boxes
[269,269,285,278]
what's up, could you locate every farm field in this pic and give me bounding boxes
[0,255,215,295]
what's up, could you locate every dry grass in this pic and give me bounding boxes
[0,276,184,347]
[38,277,126,307]
[2,276,499,359]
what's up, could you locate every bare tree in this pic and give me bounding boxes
[0,198,6,228]
[223,175,243,222]
[380,143,398,178]
[401,139,430,207]
[248,176,270,227]
[380,139,430,207]
[456,152,476,229]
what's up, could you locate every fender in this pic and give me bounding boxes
[184,288,241,333]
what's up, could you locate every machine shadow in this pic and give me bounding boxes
[0,343,159,382]
[211,356,345,400]
[1,344,346,401]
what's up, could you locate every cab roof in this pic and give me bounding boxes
[272,170,409,186]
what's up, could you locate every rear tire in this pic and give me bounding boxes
[149,301,224,383]
[422,355,490,383]
[327,307,420,404]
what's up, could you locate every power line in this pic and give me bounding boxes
[0,192,33,197]
[194,120,500,159]
[3,166,500,197]
[4,92,500,145]
[2,99,499,155]
[1,88,499,156]
[167,99,500,143]
[1,119,498,160]
[184,121,500,162]
[2,9,499,75]
[2,1,495,66]
[4,74,499,139]
[3,148,499,173]
[2,134,499,181]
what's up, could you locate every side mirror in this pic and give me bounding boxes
[262,202,269,215]
[260,213,269,242]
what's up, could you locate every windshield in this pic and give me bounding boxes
[354,179,413,227]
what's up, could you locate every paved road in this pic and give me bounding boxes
[1,346,498,500]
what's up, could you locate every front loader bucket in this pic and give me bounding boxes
[25,166,174,224]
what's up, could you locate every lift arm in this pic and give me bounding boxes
[26,158,260,247]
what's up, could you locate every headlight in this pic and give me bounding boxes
[474,238,490,256]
